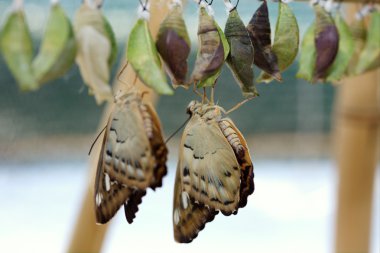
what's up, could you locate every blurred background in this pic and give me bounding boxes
[0,0,379,253]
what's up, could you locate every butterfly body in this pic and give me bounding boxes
[95,90,168,224]
[173,101,254,243]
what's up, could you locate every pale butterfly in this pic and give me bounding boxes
[173,100,254,243]
[94,88,168,224]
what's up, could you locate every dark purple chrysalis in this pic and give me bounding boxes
[156,3,191,87]
[313,4,339,80]
[246,1,281,81]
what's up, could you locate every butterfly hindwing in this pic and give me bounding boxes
[180,115,241,215]
[143,103,168,189]
[219,118,254,209]
[173,163,218,243]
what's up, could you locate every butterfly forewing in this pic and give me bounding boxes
[94,131,132,224]
[103,100,155,189]
[173,164,218,243]
[179,111,241,215]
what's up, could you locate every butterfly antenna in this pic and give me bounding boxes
[88,125,107,155]
[117,61,129,84]
[225,97,255,115]
[165,116,191,144]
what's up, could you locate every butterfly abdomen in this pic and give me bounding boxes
[219,120,245,159]
[139,104,154,139]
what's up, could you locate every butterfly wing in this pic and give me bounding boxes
[173,162,218,243]
[179,116,241,215]
[143,103,168,190]
[95,97,167,224]
[219,118,254,209]
[94,126,132,224]
[102,101,155,189]
[123,189,147,224]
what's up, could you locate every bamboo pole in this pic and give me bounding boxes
[334,6,380,252]
[67,1,170,252]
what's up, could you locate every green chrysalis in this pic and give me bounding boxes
[346,18,367,75]
[325,13,354,82]
[257,2,299,83]
[296,22,316,82]
[0,6,38,91]
[355,11,380,74]
[32,2,77,85]
[127,18,173,95]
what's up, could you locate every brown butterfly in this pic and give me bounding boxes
[94,89,168,224]
[173,100,254,243]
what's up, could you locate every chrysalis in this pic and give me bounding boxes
[296,22,316,82]
[257,1,299,83]
[247,1,281,81]
[325,13,354,82]
[156,0,191,88]
[355,11,380,75]
[32,2,77,85]
[0,3,38,91]
[173,101,254,243]
[191,5,225,84]
[313,4,339,81]
[224,8,257,97]
[197,21,229,88]
[74,2,117,104]
[127,8,173,95]
[95,90,168,224]
[346,18,367,75]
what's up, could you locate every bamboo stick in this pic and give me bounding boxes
[67,1,170,252]
[334,5,380,252]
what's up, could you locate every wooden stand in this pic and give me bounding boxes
[334,69,380,253]
[67,1,169,252]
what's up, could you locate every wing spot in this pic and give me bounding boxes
[95,192,103,207]
[193,154,204,159]
[106,149,112,157]
[181,191,190,209]
[173,209,180,225]
[192,185,199,192]
[104,173,111,192]
[224,200,234,205]
[184,143,193,150]
[183,167,190,177]
[224,171,231,177]
[201,190,208,196]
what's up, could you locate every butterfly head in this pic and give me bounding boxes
[186,100,224,121]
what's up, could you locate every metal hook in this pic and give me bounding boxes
[229,0,240,11]
[138,0,149,10]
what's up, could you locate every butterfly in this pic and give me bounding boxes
[94,89,168,224]
[173,100,254,243]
